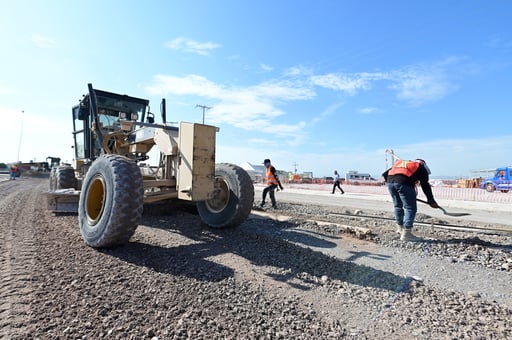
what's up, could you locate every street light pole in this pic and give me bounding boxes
[17,110,25,162]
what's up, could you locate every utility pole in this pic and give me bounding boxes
[293,162,299,174]
[17,110,25,162]
[195,104,212,124]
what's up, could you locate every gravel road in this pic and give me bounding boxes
[1,177,511,339]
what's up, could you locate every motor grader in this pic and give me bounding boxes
[47,84,254,248]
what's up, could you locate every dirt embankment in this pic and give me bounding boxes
[1,178,511,339]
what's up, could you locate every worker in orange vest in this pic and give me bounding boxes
[382,158,439,241]
[260,159,283,209]
[10,165,19,180]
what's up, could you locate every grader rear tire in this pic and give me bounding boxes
[197,163,254,228]
[78,154,143,248]
[56,166,76,189]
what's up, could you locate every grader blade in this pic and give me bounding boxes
[46,189,80,213]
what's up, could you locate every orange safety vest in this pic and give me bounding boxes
[266,167,279,185]
[388,160,421,177]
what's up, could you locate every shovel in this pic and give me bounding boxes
[417,198,471,217]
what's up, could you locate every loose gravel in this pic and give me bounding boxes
[1,177,511,339]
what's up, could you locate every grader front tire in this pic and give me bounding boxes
[78,154,143,248]
[197,163,254,229]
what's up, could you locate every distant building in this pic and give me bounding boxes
[239,161,266,183]
[345,170,375,182]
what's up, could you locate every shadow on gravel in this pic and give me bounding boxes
[345,251,392,262]
[121,211,411,293]
[102,241,235,282]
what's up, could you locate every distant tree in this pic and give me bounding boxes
[0,163,7,169]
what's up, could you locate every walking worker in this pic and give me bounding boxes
[260,158,283,209]
[331,170,344,194]
[382,158,439,241]
[10,165,19,180]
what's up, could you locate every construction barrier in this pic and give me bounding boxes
[261,183,512,204]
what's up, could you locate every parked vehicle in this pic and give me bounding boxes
[480,167,512,193]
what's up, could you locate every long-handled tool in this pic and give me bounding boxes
[417,198,471,217]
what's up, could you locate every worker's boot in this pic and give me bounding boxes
[400,228,421,241]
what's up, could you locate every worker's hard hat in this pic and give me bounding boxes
[415,158,431,174]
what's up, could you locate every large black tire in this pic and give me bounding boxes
[56,166,76,189]
[485,183,495,193]
[197,163,254,228]
[78,154,143,248]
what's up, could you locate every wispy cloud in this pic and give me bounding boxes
[31,34,56,48]
[359,107,379,114]
[284,65,313,77]
[260,63,273,72]
[485,34,512,49]
[147,74,314,140]
[311,57,462,105]
[164,37,221,56]
[389,60,459,106]
[311,102,343,124]
[146,57,467,148]
[311,72,387,95]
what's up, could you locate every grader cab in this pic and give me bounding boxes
[47,84,253,248]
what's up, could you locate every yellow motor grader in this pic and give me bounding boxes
[47,84,254,248]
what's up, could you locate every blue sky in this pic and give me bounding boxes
[1,1,511,178]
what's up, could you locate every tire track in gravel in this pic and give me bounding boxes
[0,179,44,339]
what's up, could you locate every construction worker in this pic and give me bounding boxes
[10,165,19,180]
[331,170,345,194]
[260,159,283,209]
[382,158,439,241]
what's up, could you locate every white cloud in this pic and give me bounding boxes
[260,63,273,72]
[31,34,56,48]
[164,37,221,56]
[359,107,379,114]
[283,65,313,77]
[389,62,458,106]
[146,74,314,139]
[310,57,462,105]
[311,73,381,95]
[311,102,343,124]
